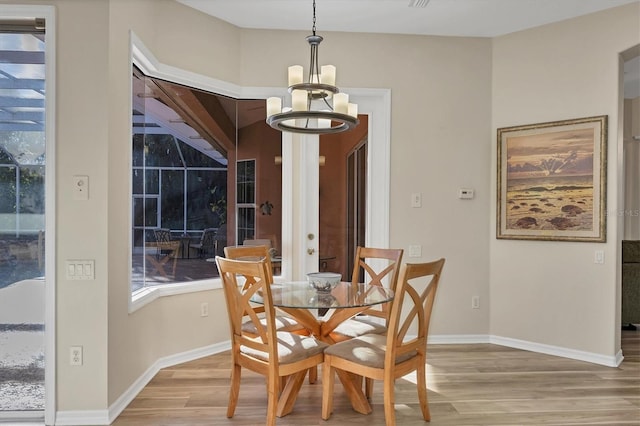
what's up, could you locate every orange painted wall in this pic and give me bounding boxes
[237,120,283,252]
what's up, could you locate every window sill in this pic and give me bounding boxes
[130,278,222,313]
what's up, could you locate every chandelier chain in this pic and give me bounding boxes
[312,0,317,35]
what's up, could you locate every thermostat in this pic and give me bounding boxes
[458,188,474,199]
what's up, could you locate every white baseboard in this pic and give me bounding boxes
[428,333,491,344]
[54,410,108,426]
[428,334,622,367]
[0,410,44,423]
[489,335,623,367]
[55,341,231,425]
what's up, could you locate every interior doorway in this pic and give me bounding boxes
[621,45,640,332]
[318,116,369,280]
[345,139,368,277]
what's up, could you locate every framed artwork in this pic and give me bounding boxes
[497,115,607,242]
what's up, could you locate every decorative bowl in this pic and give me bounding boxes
[307,272,341,293]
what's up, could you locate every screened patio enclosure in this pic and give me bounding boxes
[131,67,283,292]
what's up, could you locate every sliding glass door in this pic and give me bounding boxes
[0,20,47,416]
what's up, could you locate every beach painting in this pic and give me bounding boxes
[497,115,607,242]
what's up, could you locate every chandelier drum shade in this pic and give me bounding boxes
[266,0,359,135]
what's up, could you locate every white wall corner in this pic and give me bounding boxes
[57,341,230,425]
[106,341,231,424]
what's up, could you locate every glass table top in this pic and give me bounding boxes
[250,281,394,309]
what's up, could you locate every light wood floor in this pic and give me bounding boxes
[112,329,640,425]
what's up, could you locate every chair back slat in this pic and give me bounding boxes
[351,247,403,288]
[350,246,404,320]
[201,228,216,246]
[387,259,445,360]
[154,228,171,244]
[216,256,276,349]
[224,245,274,285]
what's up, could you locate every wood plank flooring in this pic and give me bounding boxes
[111,329,640,425]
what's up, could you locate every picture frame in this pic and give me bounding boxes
[497,115,607,242]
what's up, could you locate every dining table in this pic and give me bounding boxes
[250,280,394,416]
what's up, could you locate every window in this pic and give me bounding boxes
[130,64,283,306]
[131,67,230,294]
[236,159,255,244]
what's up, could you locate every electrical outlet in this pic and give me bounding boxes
[471,296,480,309]
[594,250,605,264]
[408,245,422,258]
[200,302,209,317]
[70,346,83,366]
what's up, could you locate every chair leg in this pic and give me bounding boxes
[276,370,307,417]
[417,360,431,421]
[227,363,241,418]
[383,376,396,426]
[266,372,280,426]
[321,357,335,420]
[308,365,318,384]
[365,377,374,399]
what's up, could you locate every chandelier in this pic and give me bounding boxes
[266,0,359,135]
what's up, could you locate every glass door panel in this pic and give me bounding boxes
[0,28,46,413]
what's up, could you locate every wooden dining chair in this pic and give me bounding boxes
[215,256,328,426]
[153,228,172,259]
[224,245,308,336]
[191,227,217,258]
[329,246,404,342]
[322,258,445,425]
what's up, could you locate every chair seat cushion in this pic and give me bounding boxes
[241,315,307,334]
[324,333,416,368]
[241,331,329,364]
[331,317,387,338]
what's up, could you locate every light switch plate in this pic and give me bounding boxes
[66,260,95,280]
[411,193,422,208]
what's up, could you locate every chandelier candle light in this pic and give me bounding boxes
[266,0,359,134]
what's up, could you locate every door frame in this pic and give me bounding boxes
[277,89,392,280]
[618,45,640,339]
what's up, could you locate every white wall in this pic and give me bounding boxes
[491,3,640,358]
[238,30,493,335]
[106,0,239,408]
[110,1,493,410]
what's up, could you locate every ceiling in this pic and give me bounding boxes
[176,0,638,38]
